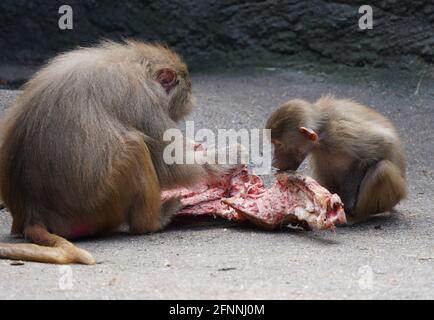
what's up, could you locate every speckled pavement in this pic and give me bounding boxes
[0,64,433,299]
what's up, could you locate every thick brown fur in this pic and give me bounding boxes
[266,96,406,224]
[0,40,210,264]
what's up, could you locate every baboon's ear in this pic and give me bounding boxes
[155,68,177,94]
[299,127,318,142]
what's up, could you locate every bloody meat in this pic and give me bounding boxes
[161,165,346,230]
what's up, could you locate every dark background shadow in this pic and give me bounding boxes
[1,0,433,73]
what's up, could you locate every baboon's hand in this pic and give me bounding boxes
[161,196,182,227]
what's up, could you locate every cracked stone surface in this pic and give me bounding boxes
[1,0,433,70]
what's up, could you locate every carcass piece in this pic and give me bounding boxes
[161,165,248,220]
[223,171,347,230]
[161,164,346,230]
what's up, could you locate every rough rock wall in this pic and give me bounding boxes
[0,0,433,67]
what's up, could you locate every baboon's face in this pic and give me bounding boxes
[270,138,307,171]
[266,100,318,171]
[167,70,195,123]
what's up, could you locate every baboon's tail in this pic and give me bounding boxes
[0,225,95,265]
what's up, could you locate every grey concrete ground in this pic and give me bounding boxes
[0,63,433,299]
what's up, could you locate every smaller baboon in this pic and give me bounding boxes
[266,96,406,223]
